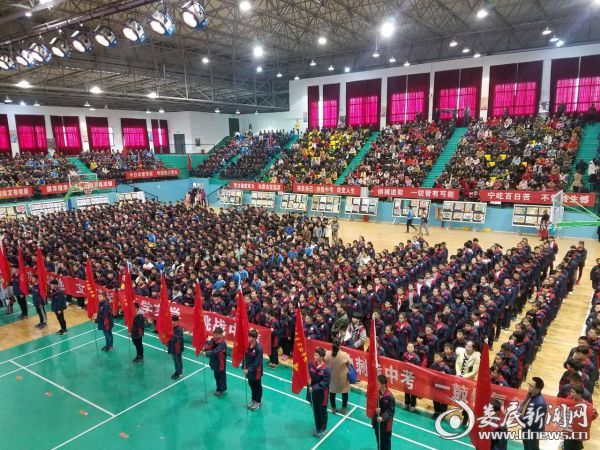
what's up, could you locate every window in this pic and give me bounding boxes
[346,79,381,128]
[323,83,340,128]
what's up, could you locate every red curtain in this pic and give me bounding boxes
[308,85,320,130]
[387,73,429,124]
[151,119,170,153]
[50,116,82,155]
[550,58,579,114]
[0,114,10,153]
[346,79,381,128]
[15,115,47,153]
[577,55,600,113]
[489,62,542,117]
[457,67,482,120]
[121,118,149,151]
[86,117,111,151]
[434,68,482,122]
[323,83,340,128]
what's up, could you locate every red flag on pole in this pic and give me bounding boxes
[85,260,99,320]
[187,154,193,171]
[231,289,249,368]
[192,282,207,357]
[156,274,173,345]
[36,247,48,301]
[291,307,309,394]
[0,245,12,289]
[17,246,29,296]
[366,318,379,418]
[122,264,136,332]
[111,289,119,316]
[469,342,492,450]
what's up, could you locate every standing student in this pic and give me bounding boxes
[519,377,547,450]
[168,315,184,379]
[331,218,339,244]
[243,329,263,411]
[372,374,395,450]
[30,275,47,330]
[96,293,114,352]
[406,207,418,233]
[11,268,28,319]
[419,211,430,235]
[325,338,351,414]
[307,347,331,438]
[538,211,550,240]
[203,326,227,396]
[48,280,67,335]
[131,302,145,364]
[576,241,587,285]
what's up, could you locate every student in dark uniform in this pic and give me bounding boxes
[48,279,67,335]
[168,315,184,379]
[265,308,283,369]
[11,268,27,319]
[243,329,263,411]
[30,275,47,330]
[373,374,395,450]
[307,347,331,438]
[203,326,227,396]
[96,293,114,351]
[131,302,145,363]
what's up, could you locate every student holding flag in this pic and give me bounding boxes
[168,315,184,380]
[307,347,331,438]
[244,329,263,410]
[96,292,114,351]
[131,302,145,363]
[203,327,227,396]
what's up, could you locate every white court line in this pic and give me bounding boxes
[9,360,116,417]
[51,366,205,450]
[311,406,358,450]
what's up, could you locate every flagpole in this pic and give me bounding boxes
[92,321,99,358]
[377,395,381,450]
[202,353,208,403]
[243,356,249,415]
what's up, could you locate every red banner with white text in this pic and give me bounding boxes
[371,186,460,200]
[230,181,284,192]
[292,183,361,196]
[40,179,117,195]
[479,190,596,207]
[0,186,33,200]
[124,169,180,180]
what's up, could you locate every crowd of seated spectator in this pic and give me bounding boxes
[345,121,453,187]
[0,153,78,187]
[220,131,291,180]
[266,127,371,188]
[434,115,585,200]
[191,137,241,178]
[80,150,167,180]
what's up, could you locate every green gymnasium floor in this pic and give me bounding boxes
[0,322,520,450]
[0,299,34,326]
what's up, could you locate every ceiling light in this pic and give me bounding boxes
[309,60,316,66]
[29,43,52,64]
[449,39,458,47]
[89,86,102,94]
[344,66,350,73]
[146,109,151,114]
[549,35,559,43]
[33,100,40,107]
[16,80,32,88]
[49,37,70,58]
[254,110,258,115]
[89,107,96,111]
[181,1,208,30]
[0,55,16,70]
[94,25,117,48]
[150,9,176,36]
[39,0,52,4]
[71,31,92,53]
[404,60,410,67]
[4,96,12,103]
[380,19,395,38]
[235,109,240,115]
[388,57,396,63]
[84,101,90,107]
[15,49,36,68]
[253,45,264,58]
[276,72,282,78]
[556,40,564,47]
[474,52,481,58]
[318,36,327,45]
[104,104,109,109]
[215,107,220,113]
[123,18,146,43]
[328,65,334,71]
[159,108,165,113]
[256,66,262,73]
[202,56,209,64]
[239,1,251,12]
[476,8,488,19]
[462,47,470,53]
[25,11,32,17]
[147,91,158,99]
[372,51,380,58]
[542,27,552,35]
[19,100,26,106]
[294,75,299,80]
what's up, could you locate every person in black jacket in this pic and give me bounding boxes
[265,308,283,368]
[168,315,184,379]
[373,374,395,450]
[11,268,27,319]
[131,302,145,364]
[203,326,227,396]
[591,258,600,290]
[48,279,67,335]
[30,275,47,329]
[96,293,114,352]
[244,329,263,410]
[307,347,331,438]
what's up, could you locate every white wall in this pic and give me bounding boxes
[238,110,299,133]
[0,104,232,155]
[281,43,600,129]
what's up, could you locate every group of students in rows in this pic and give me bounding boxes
[80,149,167,180]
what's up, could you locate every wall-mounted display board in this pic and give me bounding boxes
[344,197,379,216]
[392,199,431,218]
[512,204,552,228]
[441,201,487,223]
[0,204,28,221]
[310,195,341,214]
[116,192,146,203]
[75,195,110,209]
[220,189,243,205]
[250,191,276,208]
[280,193,308,211]
[28,200,67,217]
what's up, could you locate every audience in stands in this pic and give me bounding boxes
[434,115,585,200]
[345,121,453,187]
[80,150,167,181]
[0,153,78,187]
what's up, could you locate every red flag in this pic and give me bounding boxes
[0,245,12,289]
[470,342,492,450]
[192,282,207,357]
[231,289,249,368]
[187,154,193,171]
[291,307,309,394]
[85,260,99,320]
[156,274,173,346]
[366,318,379,418]
[122,264,136,332]
[17,246,29,296]
[36,247,48,301]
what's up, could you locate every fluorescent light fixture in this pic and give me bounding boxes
[256,66,262,73]
[202,56,209,64]
[150,10,176,36]
[380,19,395,38]
[123,19,146,42]
[462,47,470,53]
[16,80,32,88]
[94,25,117,48]
[4,96,12,103]
[0,55,16,70]
[33,100,40,106]
[89,107,96,111]
[71,31,92,53]
[404,60,410,67]
[215,107,220,113]
[89,86,102,94]
[181,1,208,30]
[239,1,251,12]
[254,110,258,114]
[294,75,299,80]
[556,40,564,47]
[328,65,334,71]
[309,60,316,66]
[147,91,158,99]
[344,66,350,73]
[542,27,552,35]
[146,109,151,114]
[20,100,26,106]
[25,11,32,17]
[159,108,165,113]
[317,36,327,45]
[49,37,70,57]
[253,45,264,58]
[449,39,458,47]
[372,51,380,58]
[388,57,396,63]
[474,52,481,58]
[235,109,240,115]
[476,8,488,18]
[549,35,559,42]
[84,101,90,107]
[276,72,282,78]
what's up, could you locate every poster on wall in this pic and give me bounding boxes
[280,193,308,211]
[344,197,379,216]
[392,199,431,218]
[28,200,67,217]
[442,201,487,223]
[511,204,552,228]
[75,195,110,209]
[220,189,243,206]
[250,191,276,208]
[0,204,28,221]
[310,195,341,214]
[116,192,146,203]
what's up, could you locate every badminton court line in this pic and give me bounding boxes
[311,405,358,450]
[116,324,472,448]
[9,360,117,417]
[51,366,206,450]
[121,334,439,450]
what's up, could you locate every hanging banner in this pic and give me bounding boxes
[479,190,595,207]
[371,186,460,200]
[124,169,180,180]
[0,186,33,200]
[40,179,116,195]
[230,181,284,192]
[292,183,361,196]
